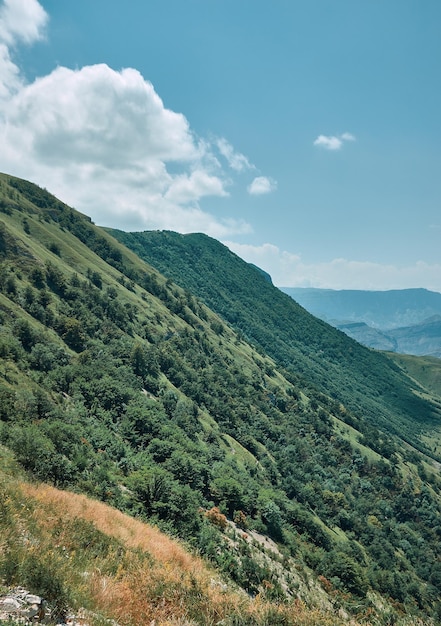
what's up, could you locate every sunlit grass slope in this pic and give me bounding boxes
[1,452,354,626]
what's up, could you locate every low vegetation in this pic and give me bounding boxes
[1,450,357,626]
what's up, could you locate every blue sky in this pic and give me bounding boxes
[0,0,440,290]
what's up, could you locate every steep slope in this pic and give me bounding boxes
[1,174,441,622]
[0,449,348,626]
[108,229,441,454]
[389,353,441,402]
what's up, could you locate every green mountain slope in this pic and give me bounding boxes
[108,229,441,455]
[1,174,441,623]
[389,353,441,401]
[1,450,352,626]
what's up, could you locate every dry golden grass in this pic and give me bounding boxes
[18,482,365,626]
[23,482,197,570]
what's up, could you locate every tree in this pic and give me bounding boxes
[321,550,368,597]
[211,475,246,517]
[13,319,39,351]
[130,342,147,378]
[262,500,284,541]
[57,317,86,351]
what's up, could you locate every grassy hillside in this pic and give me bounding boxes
[1,174,441,623]
[389,353,441,401]
[1,449,351,626]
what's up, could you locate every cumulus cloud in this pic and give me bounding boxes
[247,176,277,196]
[0,42,21,98]
[223,241,441,292]
[313,132,356,151]
[165,169,228,204]
[0,0,266,236]
[5,64,200,167]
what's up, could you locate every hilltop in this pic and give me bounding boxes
[1,174,441,623]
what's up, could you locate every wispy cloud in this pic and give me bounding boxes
[223,241,441,292]
[247,176,277,196]
[216,137,253,172]
[313,132,356,151]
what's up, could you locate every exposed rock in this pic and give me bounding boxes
[0,587,121,625]
[0,595,22,611]
[0,587,60,624]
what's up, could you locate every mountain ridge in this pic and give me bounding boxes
[108,229,441,451]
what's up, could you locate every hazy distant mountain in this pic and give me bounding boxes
[281,287,441,329]
[334,322,398,352]
[281,288,441,357]
[388,315,441,358]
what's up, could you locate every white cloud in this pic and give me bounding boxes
[165,169,228,204]
[216,137,253,172]
[0,1,261,236]
[4,64,201,167]
[0,0,48,101]
[223,241,441,292]
[313,132,356,151]
[247,176,277,196]
[0,42,21,98]
[0,0,48,46]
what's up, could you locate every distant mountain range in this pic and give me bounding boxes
[281,287,441,357]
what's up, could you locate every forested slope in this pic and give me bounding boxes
[1,174,441,623]
[109,229,441,456]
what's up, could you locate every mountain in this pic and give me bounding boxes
[2,174,441,623]
[280,288,441,357]
[336,316,441,358]
[388,315,441,358]
[280,287,441,329]
[108,229,440,448]
[333,321,398,352]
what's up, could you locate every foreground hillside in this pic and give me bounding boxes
[0,449,351,626]
[1,174,441,623]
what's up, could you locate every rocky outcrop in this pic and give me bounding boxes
[0,587,119,625]
[0,588,47,623]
